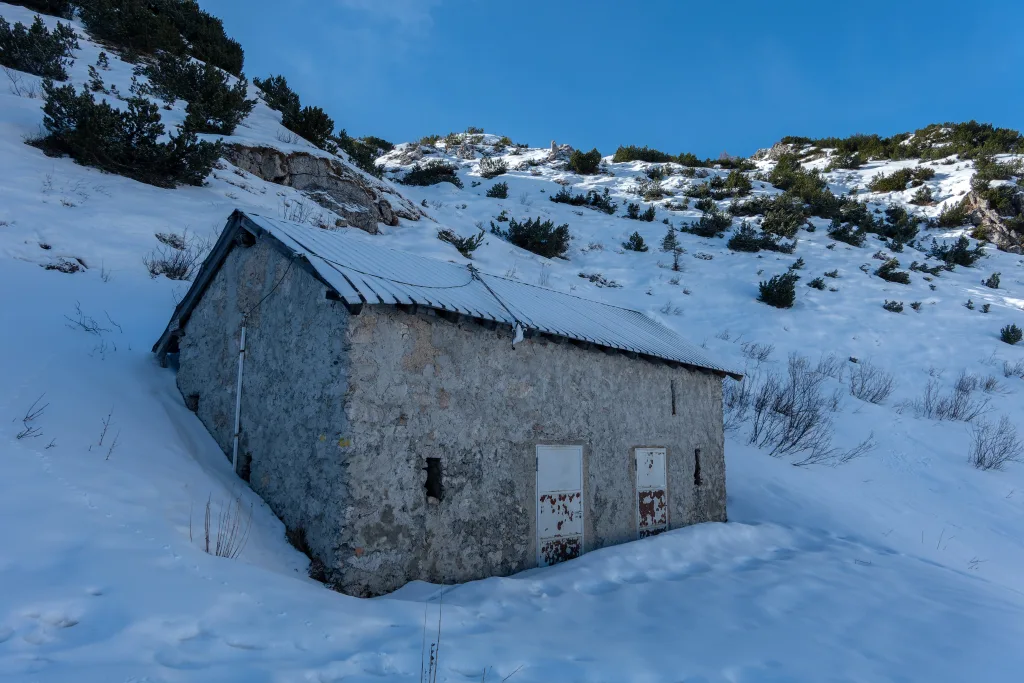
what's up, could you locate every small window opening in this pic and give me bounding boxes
[693,448,702,488]
[670,380,677,416]
[425,457,443,501]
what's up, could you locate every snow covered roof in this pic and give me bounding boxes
[154,211,741,379]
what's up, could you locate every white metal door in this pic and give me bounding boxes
[636,448,668,538]
[536,445,583,566]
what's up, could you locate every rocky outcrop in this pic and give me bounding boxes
[752,142,800,161]
[223,145,423,234]
[962,191,1024,253]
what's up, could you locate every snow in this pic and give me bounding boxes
[3,3,1024,680]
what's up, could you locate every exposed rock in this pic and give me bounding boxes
[962,191,1024,253]
[223,145,423,233]
[752,142,800,161]
[548,143,574,162]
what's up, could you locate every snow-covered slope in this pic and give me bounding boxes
[3,4,1024,681]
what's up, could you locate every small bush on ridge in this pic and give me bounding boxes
[437,228,484,258]
[490,216,570,259]
[568,148,602,175]
[758,272,799,308]
[486,181,508,198]
[0,16,79,80]
[34,79,220,188]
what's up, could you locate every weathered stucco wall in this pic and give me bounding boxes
[338,307,725,596]
[176,239,353,564]
[174,239,726,598]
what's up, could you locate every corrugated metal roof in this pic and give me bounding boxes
[237,212,740,379]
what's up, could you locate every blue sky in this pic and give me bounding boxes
[205,0,1023,158]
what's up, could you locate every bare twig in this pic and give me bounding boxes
[15,394,48,439]
[104,430,120,461]
[65,302,110,335]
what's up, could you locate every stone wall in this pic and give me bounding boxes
[175,239,354,563]
[175,239,726,597]
[338,307,725,596]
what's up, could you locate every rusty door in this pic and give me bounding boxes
[536,445,584,567]
[636,447,668,538]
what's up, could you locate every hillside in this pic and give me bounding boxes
[2,2,1024,681]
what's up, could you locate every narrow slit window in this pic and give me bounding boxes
[425,457,443,501]
[670,380,677,416]
[693,448,702,488]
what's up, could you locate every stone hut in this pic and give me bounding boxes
[153,211,741,596]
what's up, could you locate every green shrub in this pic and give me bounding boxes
[612,145,674,164]
[139,53,254,135]
[880,205,920,244]
[660,225,680,252]
[486,181,508,198]
[936,199,971,227]
[0,16,79,80]
[983,272,1001,289]
[785,122,1024,161]
[568,147,602,175]
[8,1,74,18]
[283,105,335,149]
[550,186,616,214]
[974,155,1022,182]
[334,129,385,178]
[758,272,799,308]
[622,231,649,252]
[807,277,826,290]
[825,151,864,170]
[929,236,985,267]
[253,74,300,116]
[490,216,570,259]
[79,0,243,75]
[687,207,731,238]
[761,194,805,238]
[868,168,914,193]
[479,156,507,179]
[883,300,904,313]
[1001,324,1023,345]
[438,228,484,258]
[401,159,463,188]
[34,79,220,187]
[875,258,910,284]
[910,186,933,205]
[724,169,752,196]
[827,219,866,246]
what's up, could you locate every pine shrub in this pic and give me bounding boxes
[761,194,805,238]
[622,231,649,252]
[253,74,300,116]
[8,0,74,17]
[401,159,463,188]
[78,0,244,75]
[612,145,674,164]
[0,16,79,80]
[550,186,616,214]
[139,53,254,135]
[568,148,602,175]
[34,79,220,187]
[486,181,508,198]
[479,156,507,179]
[929,236,985,267]
[724,169,752,196]
[490,216,570,259]
[883,300,904,313]
[827,219,866,246]
[984,272,1001,289]
[807,277,826,290]
[879,205,920,244]
[875,258,911,284]
[333,129,386,178]
[758,272,799,308]
[282,105,335,149]
[727,221,794,253]
[936,199,971,227]
[1001,324,1023,345]
[438,228,484,258]
[687,207,731,238]
[661,225,680,252]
